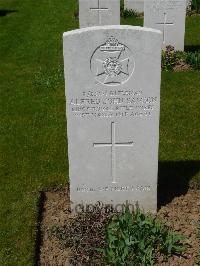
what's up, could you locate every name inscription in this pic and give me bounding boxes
[70,89,158,118]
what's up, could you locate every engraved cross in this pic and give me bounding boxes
[93,122,134,184]
[90,0,109,25]
[156,13,174,43]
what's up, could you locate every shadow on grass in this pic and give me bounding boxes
[185,45,200,52]
[34,192,46,266]
[0,9,18,17]
[158,160,200,209]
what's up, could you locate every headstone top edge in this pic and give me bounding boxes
[63,25,162,38]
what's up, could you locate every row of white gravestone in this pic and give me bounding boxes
[63,26,162,213]
[63,0,186,213]
[79,0,120,28]
[79,0,187,51]
[78,0,142,29]
[125,0,192,13]
[144,0,187,51]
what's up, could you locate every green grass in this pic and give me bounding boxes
[185,16,200,49]
[160,72,200,161]
[0,0,77,264]
[0,0,199,264]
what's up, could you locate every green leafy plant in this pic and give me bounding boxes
[186,51,200,70]
[191,0,200,13]
[103,207,186,266]
[162,47,200,72]
[162,45,179,71]
[122,8,140,18]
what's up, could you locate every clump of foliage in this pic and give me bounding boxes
[162,45,179,71]
[186,51,200,70]
[122,8,141,18]
[162,46,200,71]
[191,0,200,13]
[103,207,186,266]
[187,0,200,15]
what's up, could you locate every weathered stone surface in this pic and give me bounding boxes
[79,0,120,28]
[63,25,162,212]
[144,0,187,51]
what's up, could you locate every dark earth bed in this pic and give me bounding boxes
[40,188,200,266]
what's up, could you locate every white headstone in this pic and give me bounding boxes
[124,0,144,13]
[79,0,120,28]
[144,0,187,51]
[63,25,162,213]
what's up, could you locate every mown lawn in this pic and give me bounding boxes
[0,0,199,265]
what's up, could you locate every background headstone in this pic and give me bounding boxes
[79,0,120,28]
[124,0,144,13]
[144,0,187,51]
[63,25,162,213]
